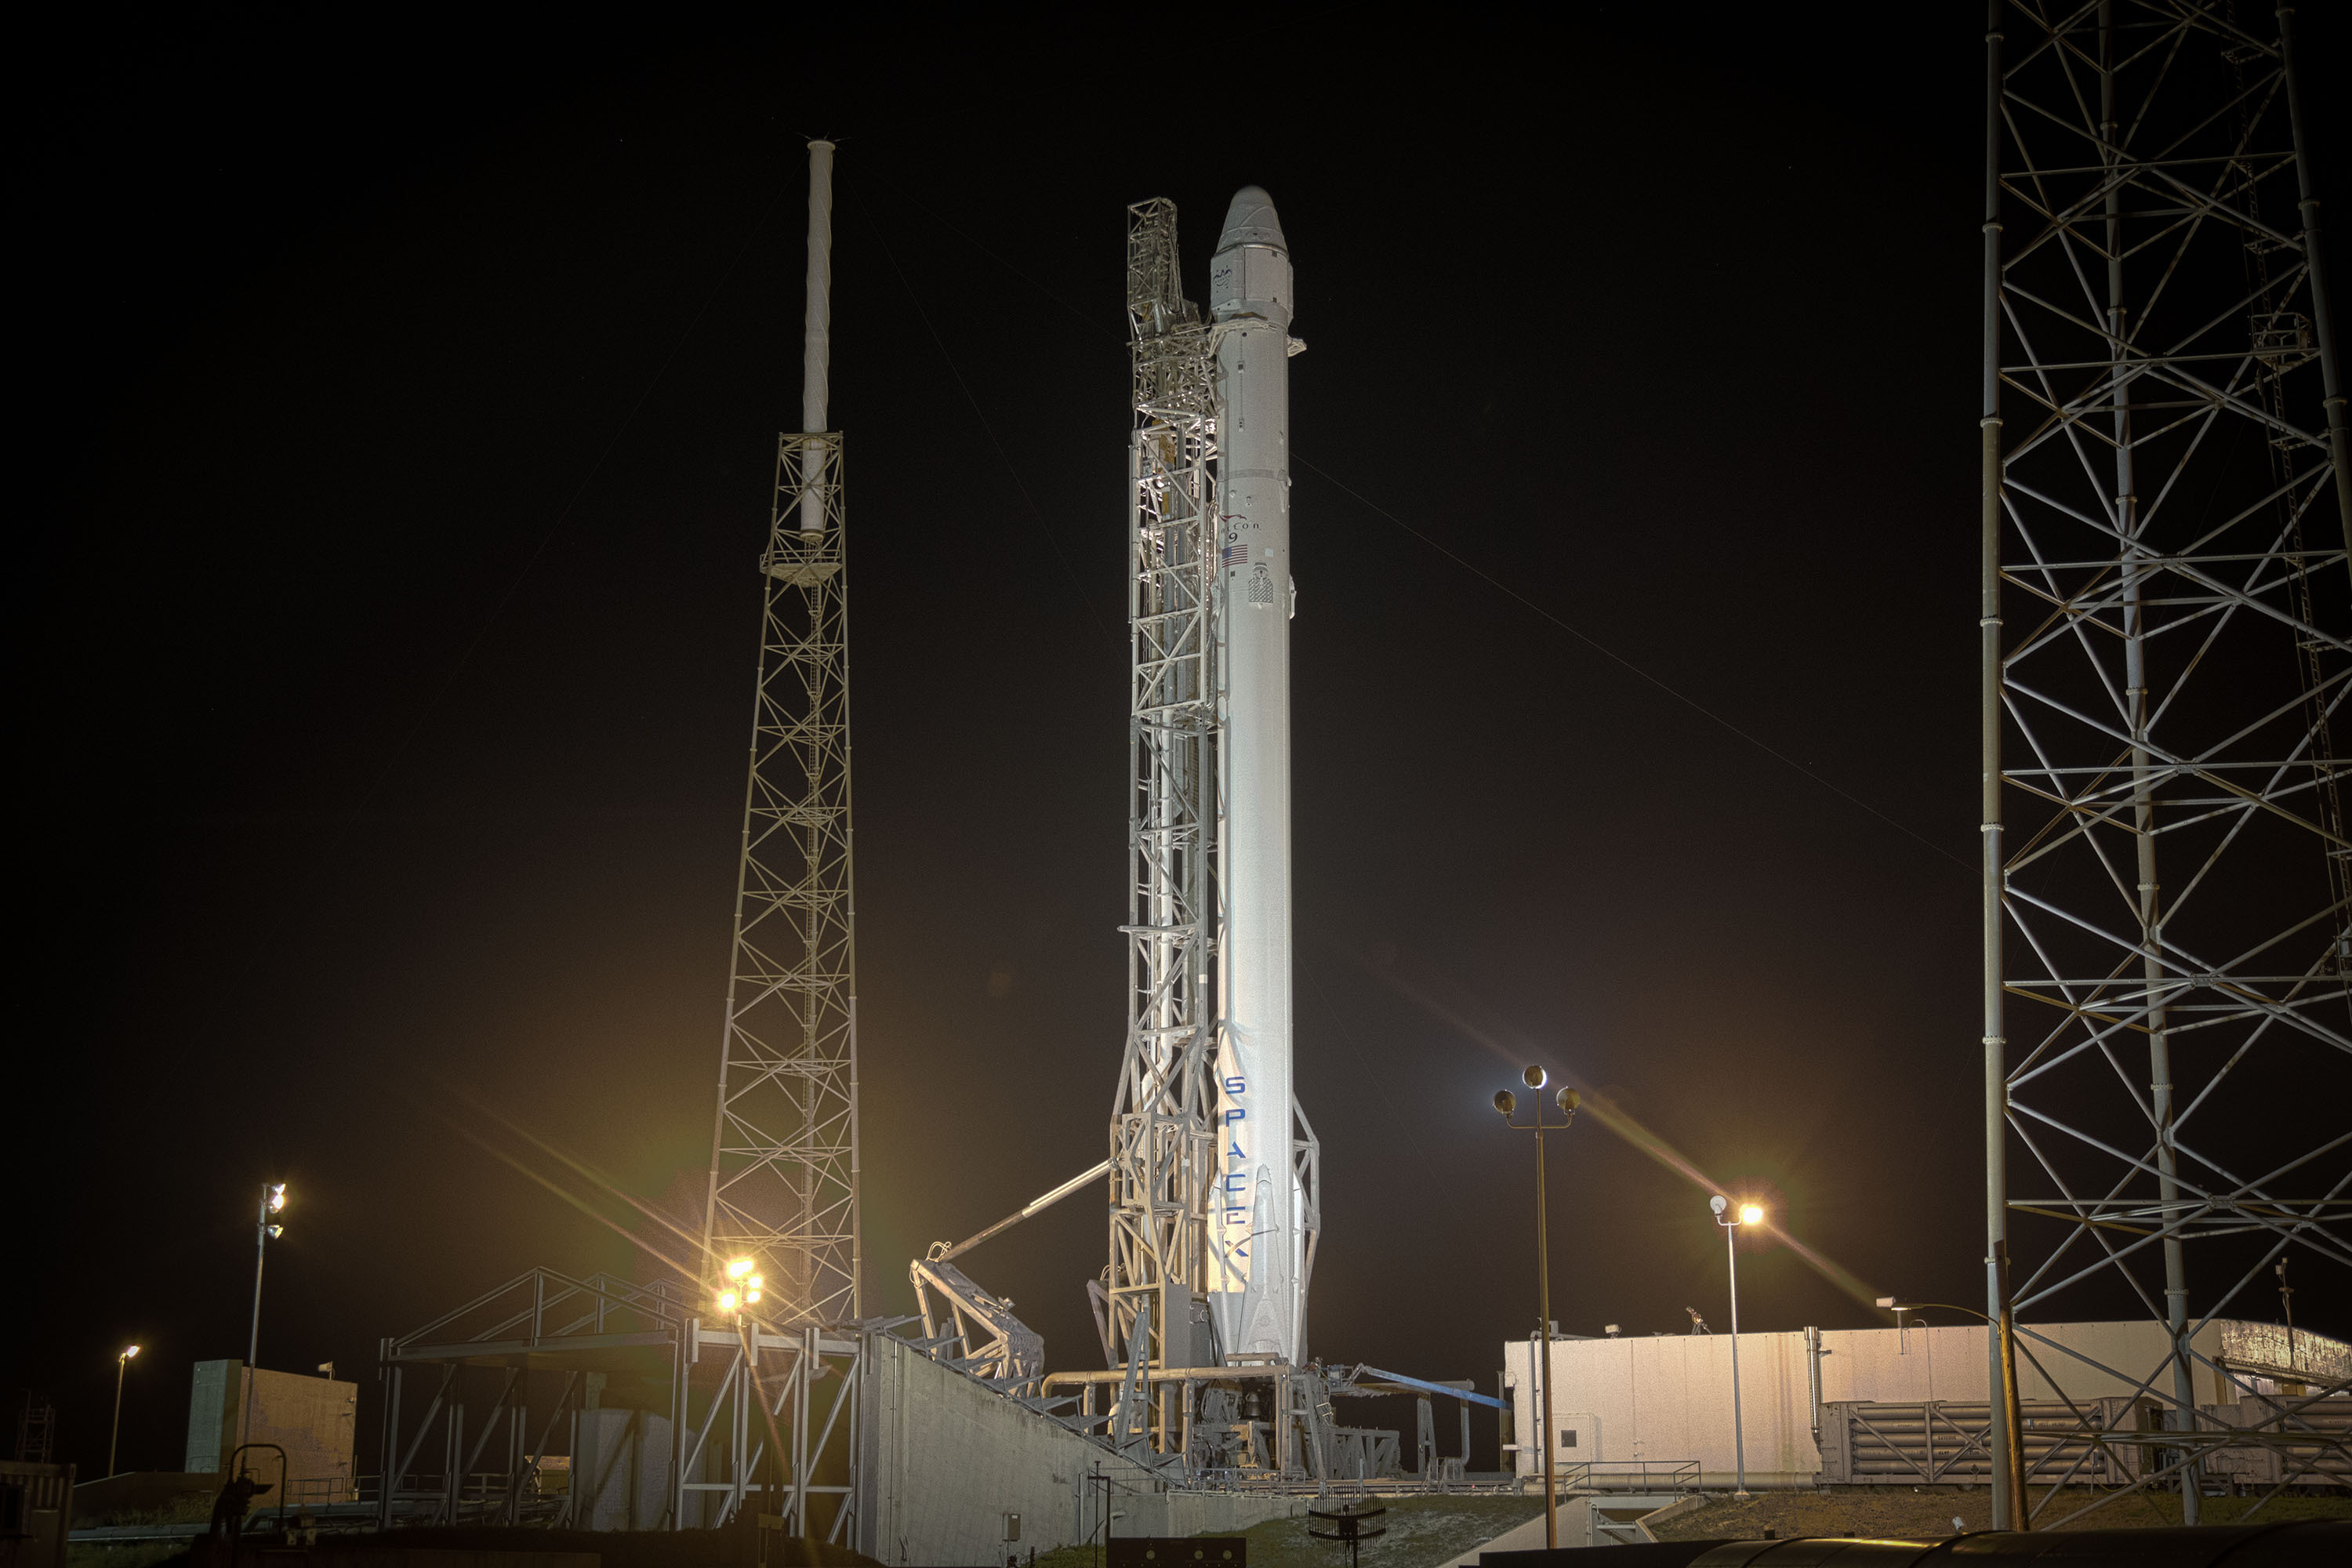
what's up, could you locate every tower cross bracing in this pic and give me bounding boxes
[1980,0,2352,1530]
[1104,198,1225,1381]
[701,430,859,1326]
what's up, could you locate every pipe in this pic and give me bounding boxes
[797,140,835,541]
[1805,1326,1824,1450]
[1980,0,2021,1537]
[930,1160,1112,1264]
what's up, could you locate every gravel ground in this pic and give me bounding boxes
[1033,1497,1542,1568]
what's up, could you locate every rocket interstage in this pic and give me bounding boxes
[1209,186,1303,1363]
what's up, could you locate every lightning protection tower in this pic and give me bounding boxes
[1980,2,2350,1531]
[702,140,861,1327]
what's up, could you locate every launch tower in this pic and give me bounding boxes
[1103,189,1320,1392]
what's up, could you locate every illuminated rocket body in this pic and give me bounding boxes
[1209,187,1302,1363]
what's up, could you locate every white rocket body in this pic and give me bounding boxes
[1207,187,1301,1363]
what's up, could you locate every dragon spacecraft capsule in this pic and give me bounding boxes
[1208,185,1305,1364]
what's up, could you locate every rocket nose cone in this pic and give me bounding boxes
[1216,186,1287,253]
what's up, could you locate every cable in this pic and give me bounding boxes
[842,171,1116,641]
[1292,454,1975,873]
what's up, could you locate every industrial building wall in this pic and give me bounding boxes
[856,1337,1301,1563]
[1501,1319,2292,1489]
[183,1361,358,1497]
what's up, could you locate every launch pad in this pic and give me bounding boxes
[369,158,1490,1566]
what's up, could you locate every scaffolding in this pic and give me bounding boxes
[375,1269,865,1540]
[1980,0,2352,1530]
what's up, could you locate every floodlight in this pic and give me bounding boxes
[1710,1195,1728,1214]
[1556,1087,1580,1114]
[747,1275,763,1290]
[1522,1065,1548,1091]
[746,1290,761,1304]
[266,1225,283,1239]
[1494,1090,1516,1116]
[1875,1297,1897,1308]
[717,1290,739,1312]
[267,1184,287,1212]
[122,1345,140,1359]
[727,1257,755,1279]
[1740,1204,1764,1225]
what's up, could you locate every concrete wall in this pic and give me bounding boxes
[1500,1318,2322,1489]
[858,1336,1301,1565]
[184,1362,358,1497]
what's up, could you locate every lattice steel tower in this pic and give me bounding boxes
[1103,198,1225,1379]
[1980,2,2350,1529]
[702,140,861,1326]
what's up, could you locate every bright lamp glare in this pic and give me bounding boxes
[123,1345,141,1359]
[717,1290,739,1312]
[746,1289,762,1304]
[268,1184,288,1211]
[1740,1204,1764,1225]
[726,1258,755,1279]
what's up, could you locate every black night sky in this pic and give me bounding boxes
[15,5,2349,1482]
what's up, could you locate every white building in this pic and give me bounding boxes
[1502,1319,2347,1490]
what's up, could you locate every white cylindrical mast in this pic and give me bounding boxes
[1209,185,1299,1363]
[798,140,835,540]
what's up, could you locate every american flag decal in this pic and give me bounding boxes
[1221,541,1249,568]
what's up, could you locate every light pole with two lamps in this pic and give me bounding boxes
[108,1345,140,1478]
[717,1258,791,1525]
[1494,1066,1577,1549]
[1710,1195,1762,1499]
[241,1182,288,1465]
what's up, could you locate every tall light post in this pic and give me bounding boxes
[108,1345,140,1478]
[717,1258,789,1526]
[1881,1298,2027,1527]
[241,1182,288,1466]
[1711,1196,1762,1499]
[1495,1066,1577,1548]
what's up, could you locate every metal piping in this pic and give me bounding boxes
[1980,0,2022,1535]
[929,1160,1111,1264]
[1804,1326,1824,1450]
[797,139,835,539]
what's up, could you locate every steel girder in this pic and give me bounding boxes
[377,1267,866,1541]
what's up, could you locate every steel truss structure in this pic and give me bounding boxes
[1085,198,1327,1475]
[1980,0,2352,1530]
[1105,198,1225,1376]
[376,1268,864,1541]
[699,427,861,1327]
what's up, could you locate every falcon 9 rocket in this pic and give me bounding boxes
[1207,186,1306,1363]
